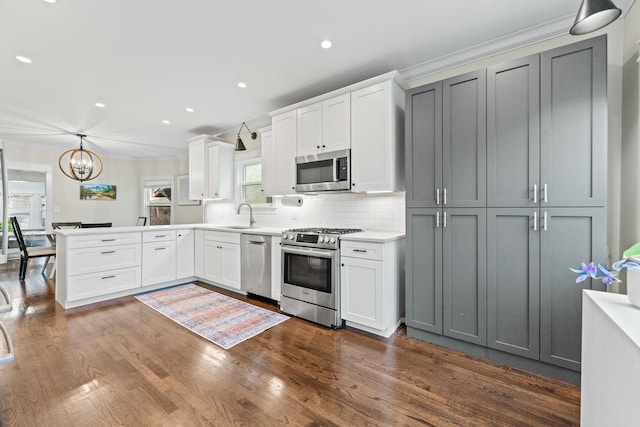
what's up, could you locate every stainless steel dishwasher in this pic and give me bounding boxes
[240,234,272,298]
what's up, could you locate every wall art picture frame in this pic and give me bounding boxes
[80,183,117,200]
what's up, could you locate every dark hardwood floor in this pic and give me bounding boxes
[0,259,580,426]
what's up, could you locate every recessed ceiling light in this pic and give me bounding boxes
[237,82,247,89]
[162,120,170,124]
[94,102,105,108]
[185,107,194,113]
[321,40,332,49]
[15,55,32,63]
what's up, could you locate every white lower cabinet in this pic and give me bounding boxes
[203,231,241,291]
[68,267,142,302]
[176,229,195,279]
[340,238,404,338]
[142,230,177,285]
[194,230,204,278]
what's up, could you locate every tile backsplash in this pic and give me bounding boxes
[204,192,405,231]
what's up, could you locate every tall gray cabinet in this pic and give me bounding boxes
[406,36,607,382]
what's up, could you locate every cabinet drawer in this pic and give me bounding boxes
[204,231,240,244]
[143,230,176,242]
[341,241,383,261]
[67,232,141,249]
[68,244,142,276]
[67,267,141,302]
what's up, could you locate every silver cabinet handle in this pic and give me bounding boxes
[444,188,447,205]
[542,184,548,203]
[155,235,167,238]
[532,211,537,231]
[155,247,166,251]
[443,211,447,228]
[542,211,548,231]
[436,188,440,205]
[101,250,115,255]
[352,249,367,253]
[436,211,440,228]
[101,275,116,280]
[101,238,116,242]
[533,184,538,204]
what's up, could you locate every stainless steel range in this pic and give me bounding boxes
[280,227,362,328]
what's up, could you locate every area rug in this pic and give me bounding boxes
[135,283,288,349]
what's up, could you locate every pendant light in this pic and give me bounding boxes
[570,0,621,35]
[58,134,103,181]
[235,122,257,151]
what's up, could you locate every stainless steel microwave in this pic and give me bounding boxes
[295,149,351,193]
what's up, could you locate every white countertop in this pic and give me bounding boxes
[55,224,405,241]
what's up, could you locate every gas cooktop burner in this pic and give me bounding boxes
[287,227,363,235]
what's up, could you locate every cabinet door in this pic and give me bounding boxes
[220,243,241,290]
[442,208,487,345]
[540,36,606,207]
[297,102,322,156]
[351,80,402,192]
[443,70,486,207]
[322,93,351,152]
[405,208,442,334]
[142,240,177,285]
[188,139,206,199]
[539,207,606,371]
[176,229,194,279]
[341,256,383,329]
[271,236,282,301]
[406,81,442,208]
[206,144,235,199]
[203,239,222,283]
[487,208,540,359]
[260,130,275,196]
[269,110,297,195]
[487,55,540,208]
[194,230,204,278]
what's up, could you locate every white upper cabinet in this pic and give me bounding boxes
[351,79,405,192]
[265,110,297,196]
[188,135,234,200]
[297,93,351,157]
[259,126,275,197]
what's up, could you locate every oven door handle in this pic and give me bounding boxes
[282,246,336,258]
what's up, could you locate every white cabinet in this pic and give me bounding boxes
[351,79,405,192]
[203,231,241,291]
[176,229,195,279]
[271,236,282,301]
[259,126,275,197]
[142,230,177,285]
[187,135,234,200]
[297,94,351,156]
[264,111,297,196]
[58,232,143,307]
[340,238,404,338]
[194,229,204,278]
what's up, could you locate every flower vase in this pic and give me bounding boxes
[626,266,640,308]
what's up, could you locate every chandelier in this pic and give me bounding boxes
[58,134,103,182]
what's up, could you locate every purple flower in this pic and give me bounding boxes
[598,264,621,285]
[570,262,598,283]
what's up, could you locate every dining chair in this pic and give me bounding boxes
[48,222,82,246]
[137,217,147,226]
[9,217,56,281]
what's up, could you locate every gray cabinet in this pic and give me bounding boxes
[487,55,540,208]
[443,70,486,208]
[406,35,607,380]
[442,208,487,345]
[539,208,606,371]
[540,37,607,208]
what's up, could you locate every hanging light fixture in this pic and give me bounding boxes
[235,122,257,151]
[570,0,621,35]
[58,134,103,182]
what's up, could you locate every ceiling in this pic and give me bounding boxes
[0,0,634,159]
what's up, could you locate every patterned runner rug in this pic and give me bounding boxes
[136,283,288,349]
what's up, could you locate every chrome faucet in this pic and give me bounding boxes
[236,203,256,227]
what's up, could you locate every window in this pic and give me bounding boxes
[238,158,271,205]
[142,179,173,225]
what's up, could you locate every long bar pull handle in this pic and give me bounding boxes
[436,211,440,228]
[533,184,538,204]
[436,188,440,205]
[542,211,548,231]
[443,211,447,228]
[533,211,537,231]
[444,188,447,205]
[101,250,116,255]
[542,184,548,203]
